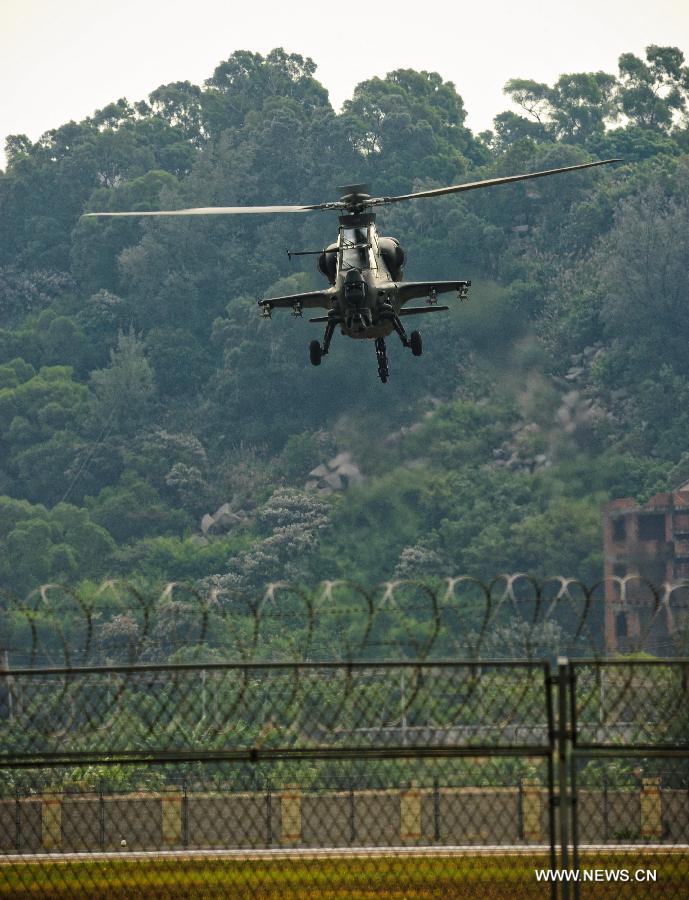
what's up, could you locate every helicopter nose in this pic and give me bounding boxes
[345,268,363,284]
[344,269,366,303]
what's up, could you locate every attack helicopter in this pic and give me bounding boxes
[85,158,619,382]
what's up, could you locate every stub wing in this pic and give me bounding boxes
[258,290,333,314]
[397,280,471,305]
[398,305,450,316]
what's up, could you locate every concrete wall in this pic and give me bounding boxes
[0,784,686,852]
[187,794,269,848]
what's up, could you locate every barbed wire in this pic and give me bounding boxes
[2,575,688,669]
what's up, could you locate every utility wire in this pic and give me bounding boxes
[59,406,117,504]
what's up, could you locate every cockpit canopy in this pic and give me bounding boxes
[340,225,374,271]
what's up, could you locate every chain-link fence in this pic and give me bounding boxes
[1,660,557,898]
[563,659,689,898]
[1,584,688,897]
[1,760,557,898]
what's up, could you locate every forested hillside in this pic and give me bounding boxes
[2,45,689,595]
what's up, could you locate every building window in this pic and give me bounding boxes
[612,518,626,542]
[615,612,628,638]
[674,513,689,534]
[638,513,665,542]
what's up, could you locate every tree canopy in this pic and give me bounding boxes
[0,45,688,597]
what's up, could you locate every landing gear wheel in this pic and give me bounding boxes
[309,340,322,366]
[410,330,422,357]
[375,337,390,383]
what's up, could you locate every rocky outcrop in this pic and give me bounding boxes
[489,342,615,474]
[556,343,606,387]
[305,452,364,495]
[200,502,252,535]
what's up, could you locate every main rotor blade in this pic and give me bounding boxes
[369,158,622,206]
[82,203,333,218]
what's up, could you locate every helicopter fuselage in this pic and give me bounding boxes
[322,212,402,340]
[305,210,470,340]
[257,206,470,380]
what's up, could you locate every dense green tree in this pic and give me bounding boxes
[0,268,74,330]
[202,49,330,137]
[121,428,212,514]
[618,45,689,131]
[342,69,485,191]
[0,496,115,591]
[504,50,689,146]
[87,471,189,543]
[89,330,156,434]
[598,166,689,372]
[72,169,181,295]
[146,80,206,144]
[0,364,92,503]
[206,488,331,592]
[549,73,619,142]
[76,289,133,353]
[0,364,88,442]
[490,111,552,150]
[144,326,212,396]
[505,72,619,144]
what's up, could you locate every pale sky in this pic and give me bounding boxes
[1,0,688,170]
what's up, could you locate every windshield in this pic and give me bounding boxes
[340,226,370,270]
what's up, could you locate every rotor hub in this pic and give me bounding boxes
[338,183,372,212]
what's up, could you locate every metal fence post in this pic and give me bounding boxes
[568,662,580,898]
[99,780,106,851]
[603,768,609,842]
[349,783,356,844]
[14,789,21,851]
[556,657,572,900]
[545,663,558,900]
[546,755,557,900]
[433,777,441,842]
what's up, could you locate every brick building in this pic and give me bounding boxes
[603,483,689,655]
